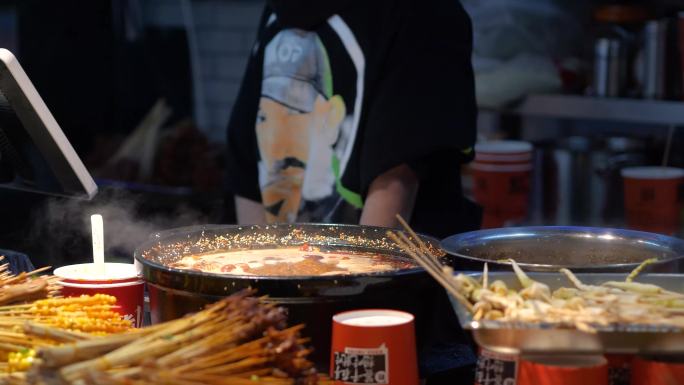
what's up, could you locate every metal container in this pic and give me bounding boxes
[532,137,648,227]
[594,37,626,97]
[441,226,684,272]
[642,19,668,99]
[134,223,447,371]
[535,137,602,225]
[595,137,650,223]
[449,272,684,355]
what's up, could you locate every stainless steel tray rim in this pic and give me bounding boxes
[447,272,684,354]
[467,319,684,333]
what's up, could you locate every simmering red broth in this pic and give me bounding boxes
[166,244,416,276]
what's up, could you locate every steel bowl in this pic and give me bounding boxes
[441,226,684,272]
[135,223,447,370]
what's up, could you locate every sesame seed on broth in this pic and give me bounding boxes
[166,245,417,276]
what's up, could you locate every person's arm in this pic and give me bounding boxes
[235,195,266,225]
[356,1,475,233]
[359,163,419,228]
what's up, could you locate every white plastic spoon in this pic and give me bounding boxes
[91,214,106,277]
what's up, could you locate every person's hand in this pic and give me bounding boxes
[360,164,419,228]
[235,196,266,225]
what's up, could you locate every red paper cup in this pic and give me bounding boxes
[517,355,609,385]
[331,309,418,385]
[472,141,534,228]
[621,167,684,235]
[474,348,517,385]
[54,263,144,328]
[59,280,144,328]
[606,354,634,385]
[471,162,532,228]
[475,141,534,164]
[631,356,684,385]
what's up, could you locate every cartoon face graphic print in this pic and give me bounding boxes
[257,29,347,222]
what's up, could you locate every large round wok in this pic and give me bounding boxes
[134,223,448,371]
[441,226,684,272]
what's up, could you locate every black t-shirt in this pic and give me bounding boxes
[225,0,480,238]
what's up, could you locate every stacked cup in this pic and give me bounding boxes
[605,354,634,385]
[631,355,684,385]
[517,355,609,385]
[471,140,534,229]
[621,166,684,235]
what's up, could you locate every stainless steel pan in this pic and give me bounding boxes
[441,226,684,272]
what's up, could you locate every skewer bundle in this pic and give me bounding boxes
[2,294,133,335]
[26,290,324,385]
[0,294,134,373]
[0,259,60,306]
[0,260,134,374]
[451,259,684,332]
[388,215,684,333]
[387,217,684,333]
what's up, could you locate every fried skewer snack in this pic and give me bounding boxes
[451,259,684,332]
[23,290,323,385]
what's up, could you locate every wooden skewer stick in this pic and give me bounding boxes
[25,266,52,277]
[395,215,436,256]
[387,231,473,313]
[33,292,317,385]
[395,230,446,275]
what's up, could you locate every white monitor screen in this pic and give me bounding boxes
[0,48,97,199]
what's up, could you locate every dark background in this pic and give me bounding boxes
[1,0,684,267]
[0,0,228,268]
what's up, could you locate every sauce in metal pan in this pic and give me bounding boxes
[167,244,417,276]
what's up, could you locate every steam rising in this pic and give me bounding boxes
[29,188,218,267]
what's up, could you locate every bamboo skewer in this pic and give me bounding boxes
[387,217,474,313]
[27,290,320,385]
[24,267,52,277]
[38,331,144,368]
[0,262,142,381]
[389,215,684,331]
